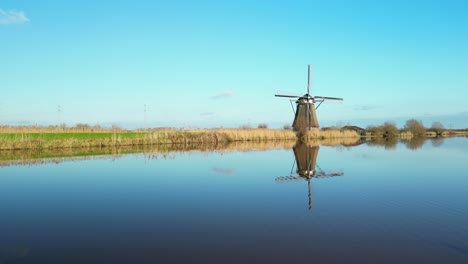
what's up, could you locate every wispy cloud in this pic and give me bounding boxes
[211,167,236,176]
[200,112,215,116]
[0,9,29,25]
[210,90,234,100]
[353,105,380,111]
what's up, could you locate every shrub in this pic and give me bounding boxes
[430,121,445,135]
[366,125,383,135]
[404,119,426,136]
[257,123,268,129]
[382,122,399,138]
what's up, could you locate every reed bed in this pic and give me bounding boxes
[0,127,364,151]
[306,129,360,140]
[0,129,296,150]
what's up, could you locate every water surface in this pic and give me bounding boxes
[0,138,467,263]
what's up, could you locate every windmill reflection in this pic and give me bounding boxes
[275,142,344,210]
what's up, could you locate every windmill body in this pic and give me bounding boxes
[293,97,319,130]
[275,65,343,131]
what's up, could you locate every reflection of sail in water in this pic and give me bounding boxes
[276,142,344,210]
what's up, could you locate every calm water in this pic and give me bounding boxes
[0,138,467,264]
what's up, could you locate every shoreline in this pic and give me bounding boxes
[0,128,359,151]
[0,127,466,151]
[0,136,465,167]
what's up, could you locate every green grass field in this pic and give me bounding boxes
[0,129,300,150]
[0,132,147,140]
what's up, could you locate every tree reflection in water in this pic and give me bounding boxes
[402,137,427,150]
[367,137,398,150]
[366,137,443,150]
[430,137,445,148]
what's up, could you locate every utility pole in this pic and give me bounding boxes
[57,105,62,126]
[144,104,147,129]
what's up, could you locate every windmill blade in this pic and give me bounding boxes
[314,170,344,178]
[328,171,344,177]
[275,176,304,182]
[314,96,343,101]
[307,64,311,95]
[275,94,301,98]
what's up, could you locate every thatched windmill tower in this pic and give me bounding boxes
[275,65,343,131]
[275,142,344,210]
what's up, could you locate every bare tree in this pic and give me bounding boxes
[404,119,426,136]
[431,121,445,135]
[366,121,398,138]
[383,121,399,138]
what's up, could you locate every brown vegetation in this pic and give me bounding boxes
[295,128,360,142]
[0,127,298,151]
[366,122,399,139]
[403,119,426,137]
[366,119,468,139]
[0,119,465,151]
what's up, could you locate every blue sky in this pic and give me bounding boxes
[1,0,467,128]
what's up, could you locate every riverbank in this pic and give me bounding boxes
[0,128,361,150]
[0,137,364,167]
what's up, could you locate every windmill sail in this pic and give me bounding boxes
[274,64,343,131]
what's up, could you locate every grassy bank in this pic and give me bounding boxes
[0,127,362,151]
[0,129,295,150]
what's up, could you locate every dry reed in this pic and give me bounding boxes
[0,126,366,151]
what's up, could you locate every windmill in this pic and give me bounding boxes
[275,142,344,210]
[275,65,343,131]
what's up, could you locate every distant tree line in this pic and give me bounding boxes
[366,119,447,138]
[0,123,124,133]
